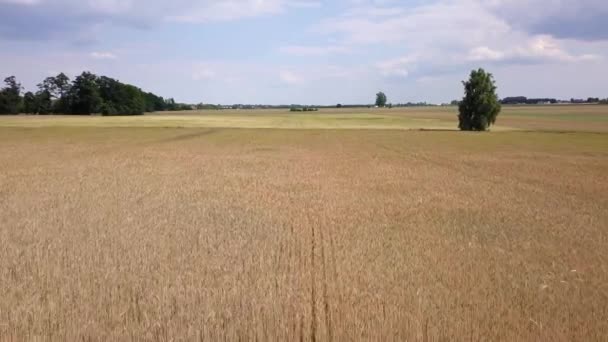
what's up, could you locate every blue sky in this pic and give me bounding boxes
[1,0,607,104]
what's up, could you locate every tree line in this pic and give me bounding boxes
[0,72,191,115]
[501,96,607,105]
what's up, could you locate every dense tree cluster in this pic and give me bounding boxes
[0,76,22,114]
[501,96,607,105]
[0,72,190,115]
[195,103,221,110]
[501,97,557,105]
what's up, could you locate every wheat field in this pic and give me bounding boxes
[1,116,608,340]
[1,105,608,133]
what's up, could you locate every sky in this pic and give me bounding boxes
[0,0,607,105]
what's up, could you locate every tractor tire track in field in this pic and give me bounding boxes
[304,159,337,342]
[308,212,335,342]
[319,221,334,342]
[309,216,318,342]
[154,128,219,144]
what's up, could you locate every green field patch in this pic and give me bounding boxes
[1,105,607,132]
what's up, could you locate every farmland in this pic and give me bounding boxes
[1,105,607,132]
[1,105,608,340]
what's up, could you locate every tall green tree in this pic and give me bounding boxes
[375,92,387,107]
[97,76,121,115]
[38,73,71,113]
[35,89,53,114]
[38,77,58,98]
[458,68,501,131]
[54,73,71,99]
[22,92,37,114]
[0,76,23,114]
[68,72,102,114]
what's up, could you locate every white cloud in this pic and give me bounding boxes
[165,0,322,23]
[0,0,322,41]
[90,51,117,60]
[468,36,601,63]
[376,55,418,77]
[481,0,608,40]
[467,47,505,62]
[86,0,136,15]
[192,63,217,81]
[276,64,368,86]
[317,0,603,74]
[343,6,405,18]
[279,70,301,85]
[288,0,321,9]
[166,0,284,23]
[318,0,511,46]
[279,45,350,56]
[2,0,608,105]
[0,0,40,4]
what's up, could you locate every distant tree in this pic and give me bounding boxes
[96,76,145,115]
[3,70,174,115]
[458,68,501,131]
[22,92,37,114]
[501,96,527,105]
[54,73,70,98]
[68,72,102,114]
[388,103,393,109]
[38,75,63,99]
[38,77,58,98]
[177,103,192,111]
[337,103,342,108]
[195,103,219,110]
[38,73,71,113]
[165,98,177,111]
[35,90,53,114]
[0,76,23,114]
[144,92,166,112]
[450,100,460,106]
[375,92,387,107]
[123,85,146,114]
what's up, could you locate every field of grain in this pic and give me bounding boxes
[1,107,608,340]
[1,104,607,132]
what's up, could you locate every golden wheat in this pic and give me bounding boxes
[1,128,607,340]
